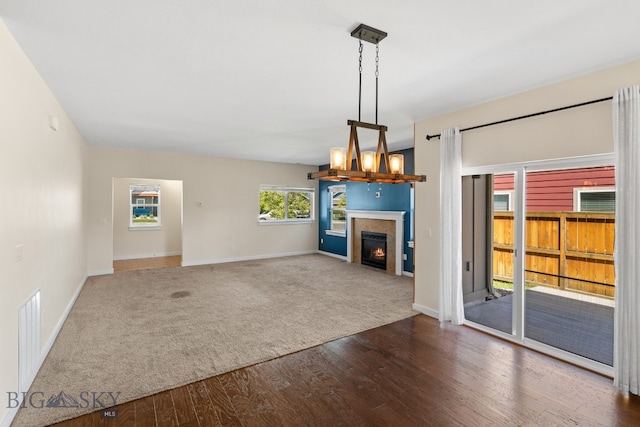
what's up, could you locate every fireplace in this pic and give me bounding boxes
[361,231,387,270]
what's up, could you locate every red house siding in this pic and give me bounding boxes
[493,166,615,211]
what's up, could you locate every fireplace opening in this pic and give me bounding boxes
[361,231,387,270]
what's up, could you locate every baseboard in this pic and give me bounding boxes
[412,303,439,319]
[40,276,87,367]
[1,276,88,427]
[113,251,182,261]
[316,250,348,261]
[88,268,114,276]
[402,271,414,277]
[181,250,317,267]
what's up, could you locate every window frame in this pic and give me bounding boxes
[573,186,616,212]
[130,184,161,230]
[258,185,315,225]
[327,185,347,237]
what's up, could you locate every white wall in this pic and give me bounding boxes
[87,146,319,274]
[113,177,182,259]
[413,59,640,315]
[0,19,88,425]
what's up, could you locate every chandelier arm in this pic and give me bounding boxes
[375,129,389,172]
[352,125,362,171]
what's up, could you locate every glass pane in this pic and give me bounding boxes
[259,190,285,219]
[493,194,510,211]
[580,191,615,212]
[287,191,311,219]
[132,205,158,224]
[524,166,615,366]
[331,190,346,230]
[463,173,515,335]
[131,185,160,205]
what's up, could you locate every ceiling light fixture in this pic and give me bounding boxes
[308,24,426,184]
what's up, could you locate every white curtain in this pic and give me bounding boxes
[613,85,640,395]
[439,127,465,324]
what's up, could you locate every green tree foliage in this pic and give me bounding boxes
[260,190,311,220]
[287,192,311,218]
[260,191,285,219]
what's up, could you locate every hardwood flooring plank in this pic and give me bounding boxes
[201,376,242,426]
[217,369,283,427]
[152,390,177,427]
[108,399,135,426]
[243,365,307,426]
[262,350,370,426]
[187,381,221,427]
[170,387,198,426]
[133,394,156,427]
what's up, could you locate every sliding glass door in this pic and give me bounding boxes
[462,157,615,370]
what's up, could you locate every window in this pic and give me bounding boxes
[493,191,512,211]
[575,187,615,212]
[259,185,314,223]
[328,185,346,236]
[130,184,160,228]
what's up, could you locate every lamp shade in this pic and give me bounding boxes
[389,154,404,174]
[361,151,377,172]
[330,147,347,170]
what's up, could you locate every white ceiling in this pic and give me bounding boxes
[3,1,640,165]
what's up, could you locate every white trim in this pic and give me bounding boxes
[41,277,86,371]
[128,225,162,231]
[412,303,439,319]
[113,251,182,261]
[346,210,406,276]
[88,268,114,276]
[402,271,414,277]
[317,250,348,261]
[181,250,317,267]
[461,153,614,176]
[325,229,346,237]
[257,219,314,226]
[2,276,88,427]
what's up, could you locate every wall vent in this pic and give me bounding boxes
[19,290,41,391]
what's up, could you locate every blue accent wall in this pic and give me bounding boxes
[317,148,416,272]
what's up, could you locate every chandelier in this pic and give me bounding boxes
[308,24,426,184]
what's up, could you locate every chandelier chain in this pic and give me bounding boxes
[358,40,363,121]
[375,43,379,124]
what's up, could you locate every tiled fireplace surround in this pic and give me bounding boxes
[346,210,405,276]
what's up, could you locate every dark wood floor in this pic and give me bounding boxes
[51,314,640,426]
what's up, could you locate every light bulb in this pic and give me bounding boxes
[389,154,404,174]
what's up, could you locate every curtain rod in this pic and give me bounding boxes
[425,96,613,140]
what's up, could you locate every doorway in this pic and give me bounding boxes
[112,177,184,271]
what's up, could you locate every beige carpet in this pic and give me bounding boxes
[14,254,416,426]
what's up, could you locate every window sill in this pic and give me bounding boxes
[258,219,315,226]
[326,230,346,237]
[129,225,162,231]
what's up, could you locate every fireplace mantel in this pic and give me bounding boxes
[346,210,405,275]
